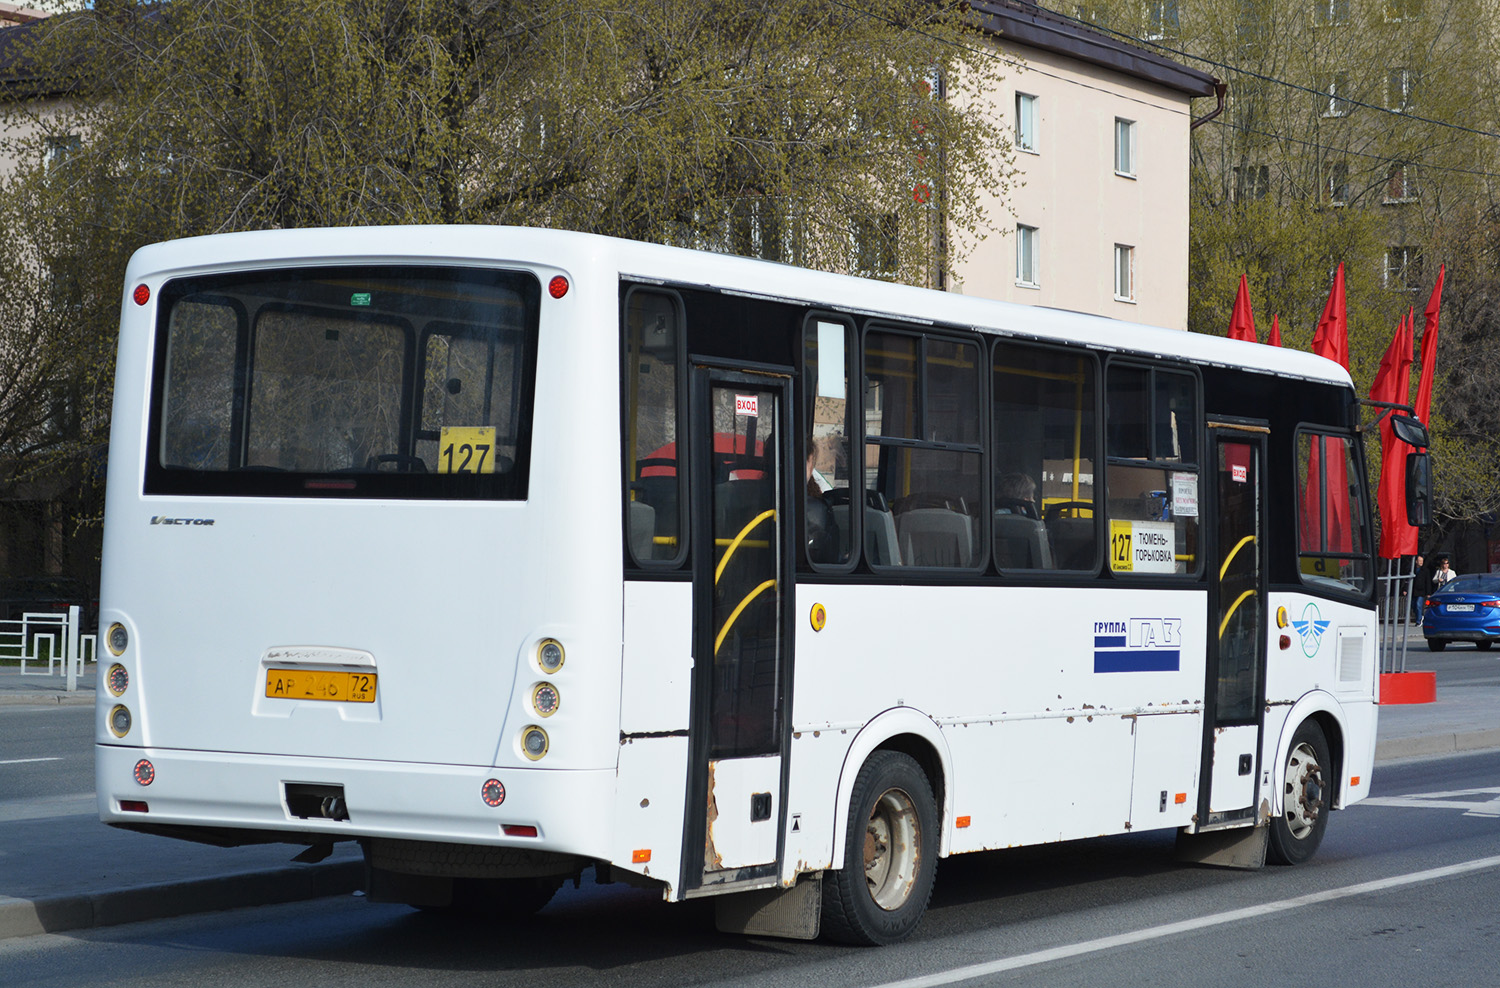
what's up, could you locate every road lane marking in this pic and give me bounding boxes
[1364,786,1500,817]
[0,757,62,765]
[868,854,1500,988]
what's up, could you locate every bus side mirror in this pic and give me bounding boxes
[1406,452,1432,527]
[1390,414,1429,449]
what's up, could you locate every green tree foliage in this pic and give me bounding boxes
[0,0,1008,479]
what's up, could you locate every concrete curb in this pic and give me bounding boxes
[0,861,363,941]
[0,692,94,707]
[1374,727,1500,762]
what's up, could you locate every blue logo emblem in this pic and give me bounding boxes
[1093,618,1182,673]
[1291,603,1331,657]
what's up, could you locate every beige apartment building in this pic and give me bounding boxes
[957,1,1219,329]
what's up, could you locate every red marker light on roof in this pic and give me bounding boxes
[548,276,569,299]
[133,284,150,306]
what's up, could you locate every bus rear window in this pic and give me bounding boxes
[146,266,540,499]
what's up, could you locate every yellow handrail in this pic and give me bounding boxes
[715,579,777,655]
[1219,535,1256,581]
[715,509,775,583]
[1218,589,1257,640]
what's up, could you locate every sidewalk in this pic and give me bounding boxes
[2,662,1498,942]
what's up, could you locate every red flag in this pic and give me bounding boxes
[1227,275,1257,341]
[1372,314,1417,558]
[1312,263,1349,370]
[1267,314,1282,347]
[1415,264,1444,425]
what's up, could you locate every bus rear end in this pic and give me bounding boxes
[96,229,626,909]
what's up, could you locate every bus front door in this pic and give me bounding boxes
[685,366,794,893]
[1202,427,1268,830]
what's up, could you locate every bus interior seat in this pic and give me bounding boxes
[627,500,657,561]
[864,505,901,566]
[994,512,1052,570]
[897,508,974,568]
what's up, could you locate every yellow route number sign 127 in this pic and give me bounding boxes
[438,426,497,474]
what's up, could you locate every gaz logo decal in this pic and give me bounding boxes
[1094,618,1183,673]
[1291,603,1331,657]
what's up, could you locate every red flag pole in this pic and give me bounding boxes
[1415,264,1445,425]
[1312,263,1349,370]
[1227,274,1257,342]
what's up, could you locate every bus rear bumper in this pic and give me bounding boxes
[96,743,617,859]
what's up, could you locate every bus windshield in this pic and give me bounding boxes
[145,265,540,499]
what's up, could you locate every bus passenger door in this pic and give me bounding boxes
[684,366,794,893]
[1201,427,1268,828]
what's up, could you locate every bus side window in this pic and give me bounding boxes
[991,341,1098,572]
[1104,364,1199,576]
[864,329,983,569]
[624,290,686,567]
[804,317,854,567]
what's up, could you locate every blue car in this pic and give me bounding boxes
[1422,574,1500,651]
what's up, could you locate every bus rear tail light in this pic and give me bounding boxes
[120,800,149,813]
[134,759,155,786]
[502,824,539,838]
[109,705,133,737]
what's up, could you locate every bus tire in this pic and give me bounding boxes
[821,750,938,945]
[1268,720,1331,866]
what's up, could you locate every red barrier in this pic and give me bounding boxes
[1379,671,1437,705]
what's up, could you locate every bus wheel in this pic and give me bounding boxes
[821,750,937,945]
[1268,720,1331,866]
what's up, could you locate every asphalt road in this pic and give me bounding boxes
[2,746,1497,988]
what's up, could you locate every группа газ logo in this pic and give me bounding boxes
[1093,618,1183,672]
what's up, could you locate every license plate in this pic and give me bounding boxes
[1446,604,1475,612]
[265,668,377,703]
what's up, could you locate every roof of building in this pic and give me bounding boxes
[971,0,1219,98]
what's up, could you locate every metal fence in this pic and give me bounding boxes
[3,606,96,691]
[1377,557,1418,675]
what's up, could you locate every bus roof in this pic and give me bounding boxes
[126,224,1354,390]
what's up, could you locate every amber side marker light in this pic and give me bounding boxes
[632,849,651,863]
[955,816,971,828]
[1350,776,1361,787]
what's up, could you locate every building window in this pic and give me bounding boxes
[1114,118,1137,177]
[1145,0,1180,40]
[1234,79,1265,133]
[1312,0,1350,25]
[1114,245,1135,302]
[1232,164,1270,202]
[1384,163,1419,203]
[1387,69,1419,111]
[1016,93,1038,153]
[851,212,898,274]
[1016,224,1040,288]
[1384,246,1422,290]
[1321,74,1350,118]
[1323,160,1350,205]
[44,134,80,170]
[1383,0,1422,21]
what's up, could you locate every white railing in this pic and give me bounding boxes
[4,606,96,691]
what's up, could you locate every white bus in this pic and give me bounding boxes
[96,226,1422,944]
